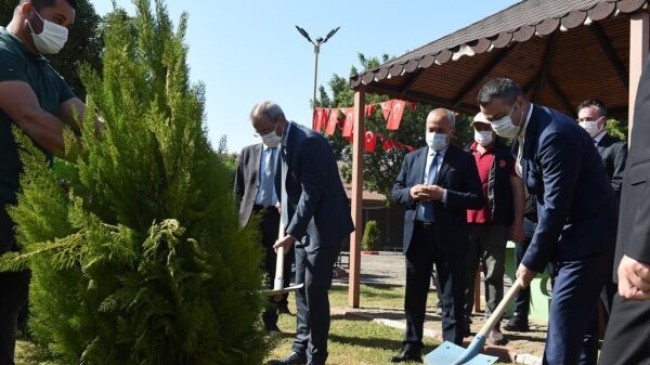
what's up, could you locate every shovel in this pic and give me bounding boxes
[261,220,303,300]
[425,278,523,365]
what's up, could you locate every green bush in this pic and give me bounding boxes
[362,220,381,251]
[1,1,265,364]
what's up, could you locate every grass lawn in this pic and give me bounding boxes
[265,284,440,365]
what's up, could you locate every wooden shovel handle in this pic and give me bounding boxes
[476,278,523,338]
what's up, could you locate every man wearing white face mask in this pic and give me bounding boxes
[234,135,293,334]
[576,99,627,200]
[462,112,524,344]
[390,108,483,362]
[0,1,88,364]
[478,78,617,365]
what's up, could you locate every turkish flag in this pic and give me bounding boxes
[382,137,395,151]
[312,107,329,131]
[365,104,377,117]
[380,100,393,120]
[386,100,406,130]
[341,108,354,137]
[325,108,339,135]
[364,131,377,153]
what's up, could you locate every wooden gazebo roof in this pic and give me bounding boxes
[350,0,650,118]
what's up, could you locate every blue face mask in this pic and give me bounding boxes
[426,132,448,152]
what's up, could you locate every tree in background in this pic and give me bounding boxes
[319,54,474,199]
[361,220,381,251]
[1,1,264,364]
[0,0,103,97]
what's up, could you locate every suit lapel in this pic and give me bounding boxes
[251,144,262,187]
[414,148,428,185]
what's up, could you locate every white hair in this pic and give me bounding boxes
[250,101,285,121]
[428,108,456,128]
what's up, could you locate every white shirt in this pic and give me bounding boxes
[515,104,535,178]
[593,130,607,145]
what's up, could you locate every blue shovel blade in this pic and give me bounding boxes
[424,338,498,365]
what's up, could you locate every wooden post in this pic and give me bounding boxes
[348,90,365,308]
[629,12,649,143]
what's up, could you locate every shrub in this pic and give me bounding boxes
[1,1,265,364]
[361,220,381,251]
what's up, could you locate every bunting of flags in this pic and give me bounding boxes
[312,99,416,154]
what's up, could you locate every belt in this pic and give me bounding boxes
[414,221,435,230]
[253,204,277,212]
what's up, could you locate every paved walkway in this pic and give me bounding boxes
[332,251,546,364]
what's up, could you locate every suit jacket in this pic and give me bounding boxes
[520,105,617,272]
[596,133,628,200]
[614,58,650,274]
[276,122,354,247]
[234,143,264,227]
[391,144,483,255]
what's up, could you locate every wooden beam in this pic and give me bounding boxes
[451,46,515,106]
[399,69,424,94]
[348,89,365,308]
[524,32,559,101]
[629,13,649,144]
[591,23,629,91]
[365,84,477,114]
[547,76,576,118]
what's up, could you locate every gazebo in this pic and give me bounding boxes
[345,0,649,307]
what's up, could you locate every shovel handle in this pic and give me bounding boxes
[273,219,286,291]
[476,278,523,338]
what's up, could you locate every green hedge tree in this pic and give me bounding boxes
[361,220,381,251]
[2,1,265,364]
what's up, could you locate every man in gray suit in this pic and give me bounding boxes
[250,101,354,365]
[234,141,293,334]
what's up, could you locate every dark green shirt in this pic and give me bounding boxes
[0,27,74,203]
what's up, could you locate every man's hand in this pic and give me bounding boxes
[510,222,525,243]
[617,255,650,300]
[273,234,296,254]
[410,184,432,201]
[516,263,537,288]
[424,185,445,201]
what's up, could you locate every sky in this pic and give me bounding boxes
[93,0,520,152]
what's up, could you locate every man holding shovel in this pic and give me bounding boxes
[250,101,354,365]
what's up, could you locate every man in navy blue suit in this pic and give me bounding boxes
[389,108,483,363]
[478,78,617,365]
[250,101,354,365]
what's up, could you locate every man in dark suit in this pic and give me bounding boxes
[576,99,627,329]
[598,60,650,365]
[250,101,354,365]
[479,78,617,365]
[234,142,293,334]
[390,108,483,363]
[576,99,627,200]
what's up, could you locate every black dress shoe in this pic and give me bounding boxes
[390,348,422,363]
[504,314,529,332]
[265,323,282,336]
[278,304,292,315]
[269,351,307,365]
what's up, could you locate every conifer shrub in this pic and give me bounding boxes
[361,220,381,251]
[1,1,265,364]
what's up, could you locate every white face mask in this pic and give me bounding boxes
[474,130,494,146]
[426,132,448,152]
[490,103,521,139]
[27,9,69,54]
[260,131,282,148]
[579,118,602,138]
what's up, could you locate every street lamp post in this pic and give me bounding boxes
[295,26,340,107]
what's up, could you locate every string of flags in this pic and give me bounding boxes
[312,99,416,154]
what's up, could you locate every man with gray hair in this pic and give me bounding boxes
[250,101,354,365]
[478,78,617,365]
[390,108,482,362]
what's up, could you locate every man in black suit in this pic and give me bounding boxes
[234,141,293,334]
[576,99,627,200]
[479,78,617,365]
[576,99,627,328]
[390,108,483,363]
[598,60,650,365]
[250,101,354,365]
